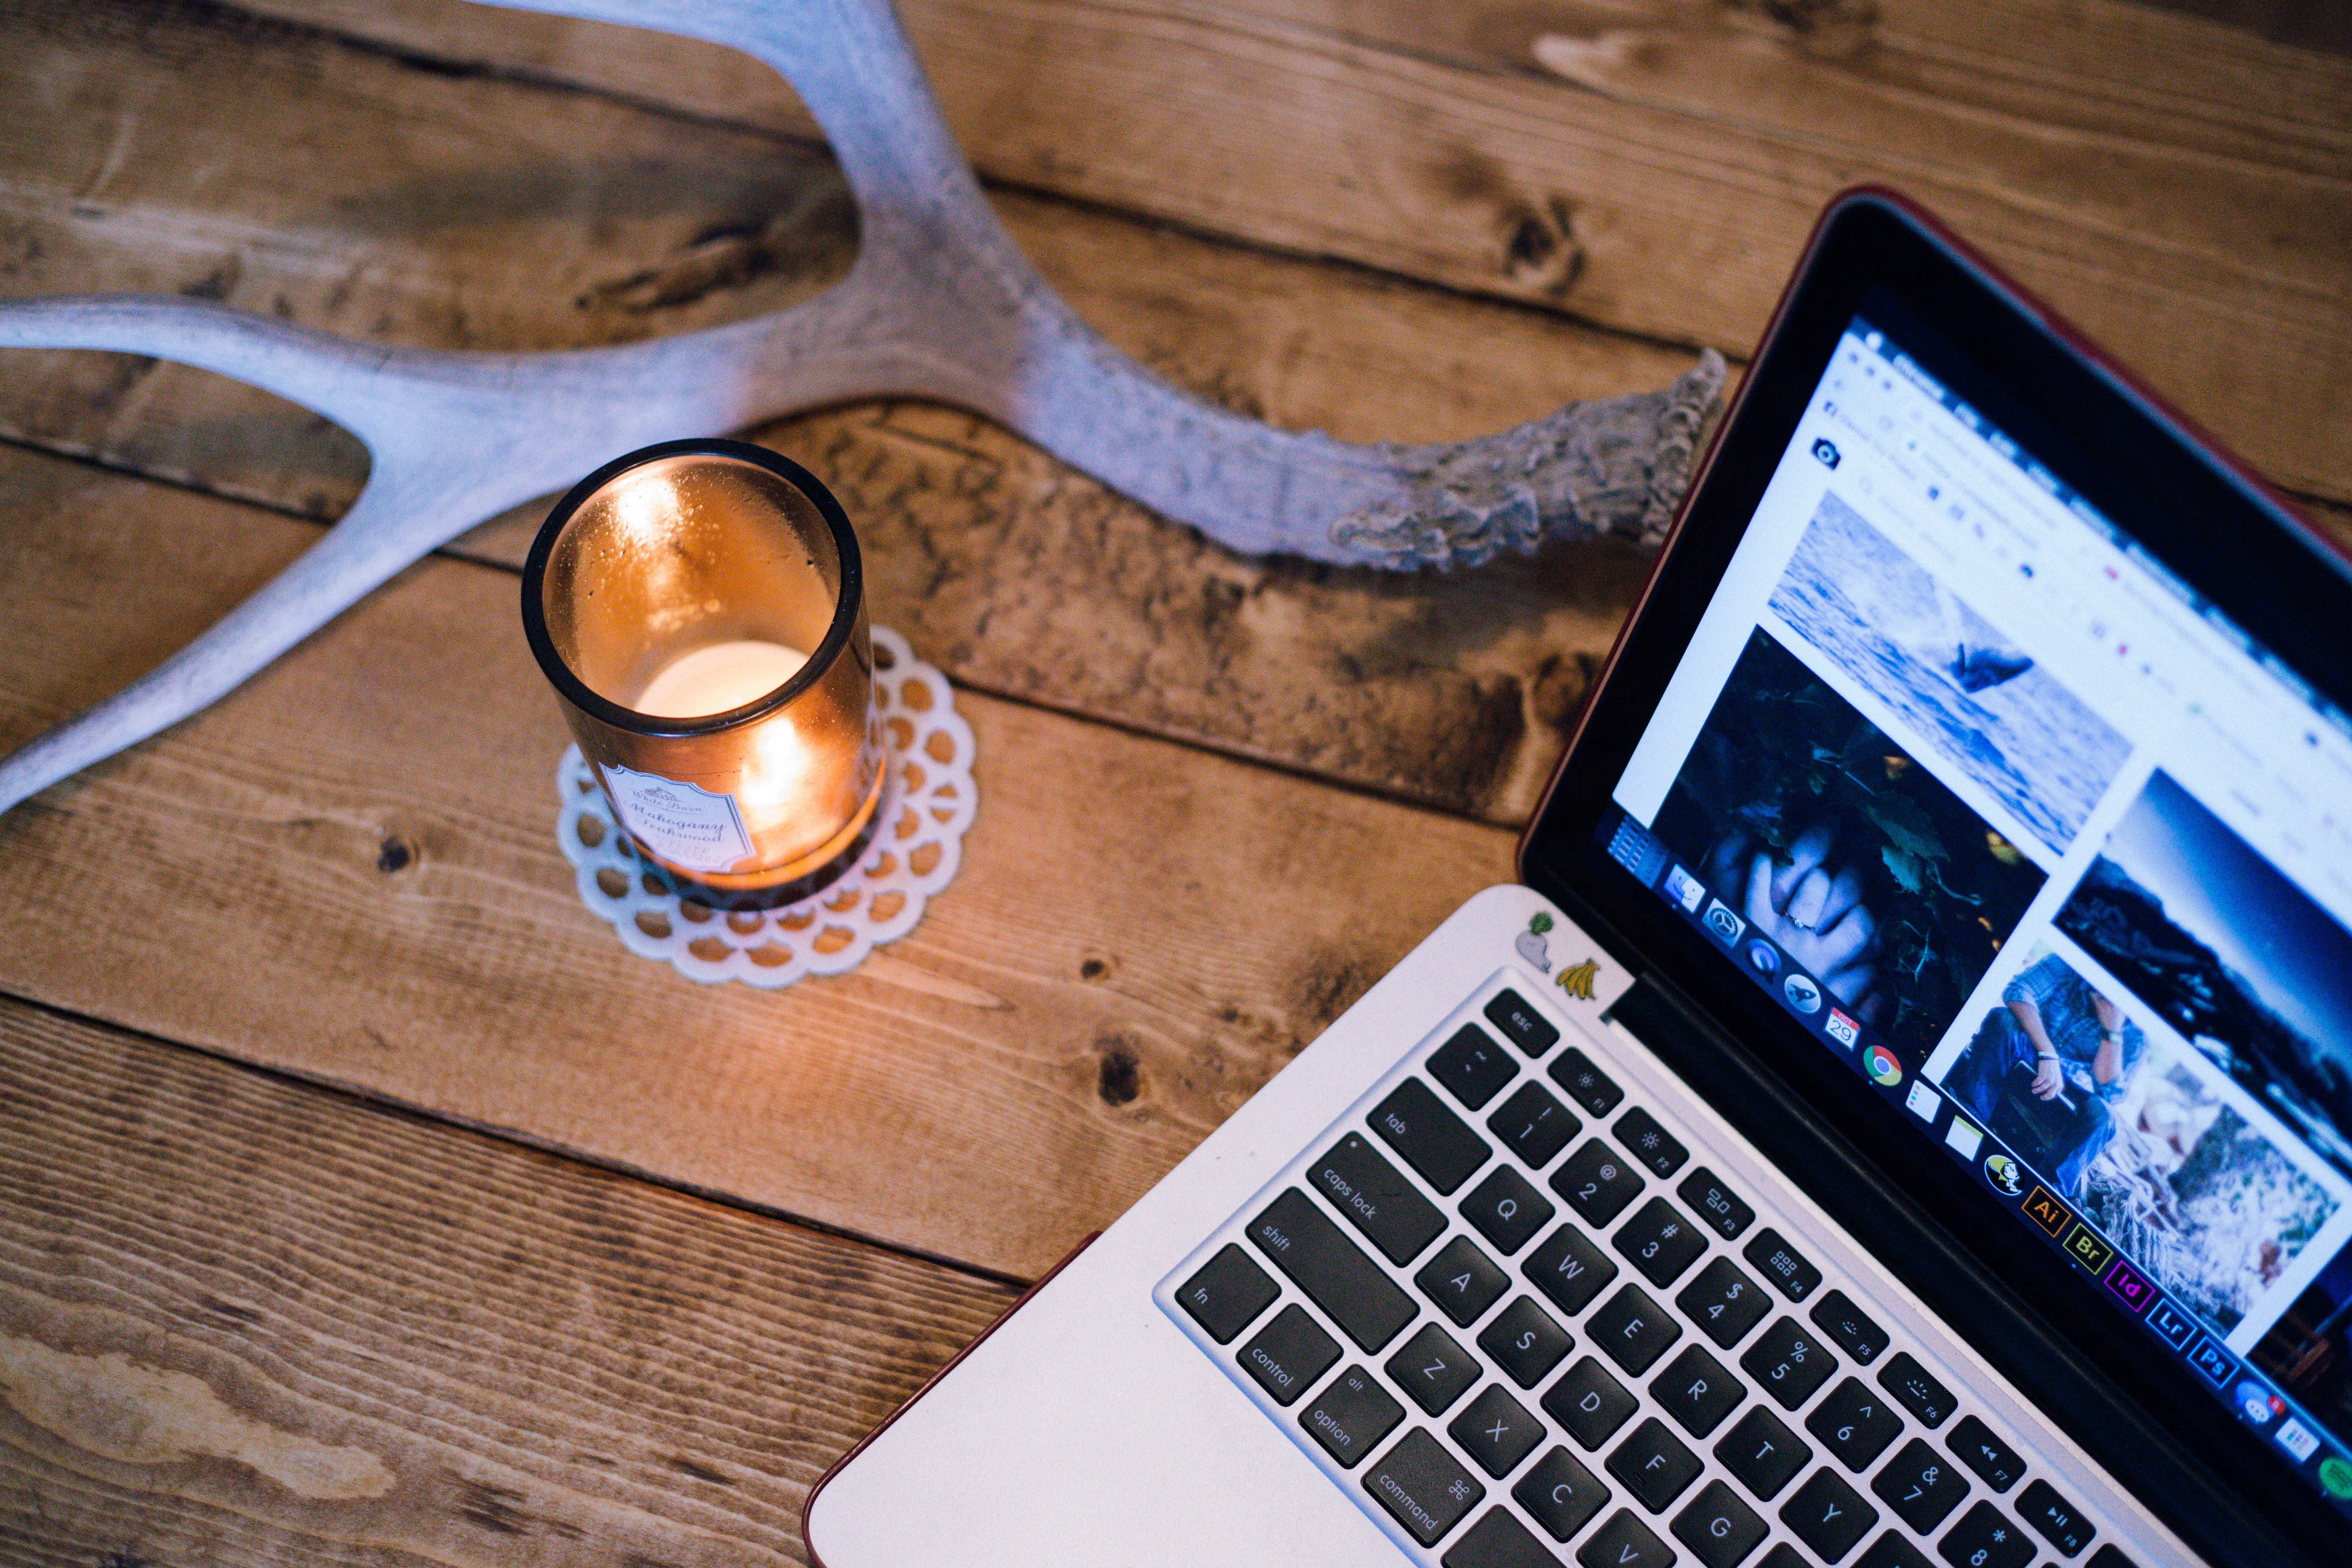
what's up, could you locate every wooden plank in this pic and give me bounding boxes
[0,992,1015,1566]
[0,0,1698,823]
[230,0,2352,502]
[0,443,1517,1279]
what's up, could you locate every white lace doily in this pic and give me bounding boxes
[556,626,976,987]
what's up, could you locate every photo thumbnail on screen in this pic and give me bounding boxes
[1650,629,2047,1061]
[1767,492,2129,858]
[2253,1246,2352,1449]
[2057,771,2352,1182]
[1944,945,2338,1335]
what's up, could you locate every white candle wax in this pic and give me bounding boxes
[633,639,808,718]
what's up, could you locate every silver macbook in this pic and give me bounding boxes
[803,190,2352,1568]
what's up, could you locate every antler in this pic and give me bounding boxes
[0,0,1721,817]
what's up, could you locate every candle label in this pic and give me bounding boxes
[600,764,753,873]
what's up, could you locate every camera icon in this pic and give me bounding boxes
[1702,898,1746,946]
[1812,438,1841,469]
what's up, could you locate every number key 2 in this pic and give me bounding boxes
[1552,1138,1645,1226]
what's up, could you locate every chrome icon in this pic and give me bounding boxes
[1866,1044,1903,1086]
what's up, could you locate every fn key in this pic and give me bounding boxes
[1175,1244,1279,1344]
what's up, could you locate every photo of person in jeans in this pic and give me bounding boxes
[1948,952,2147,1197]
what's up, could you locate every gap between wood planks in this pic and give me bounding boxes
[226,0,2352,503]
[0,434,1521,1281]
[0,988,1018,1567]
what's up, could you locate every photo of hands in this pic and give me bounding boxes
[1650,628,2048,1062]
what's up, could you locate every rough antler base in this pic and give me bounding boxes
[0,0,1721,818]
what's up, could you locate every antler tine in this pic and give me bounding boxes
[0,0,1725,815]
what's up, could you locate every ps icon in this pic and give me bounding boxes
[1812,438,1841,469]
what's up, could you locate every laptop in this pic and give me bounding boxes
[802,190,2352,1568]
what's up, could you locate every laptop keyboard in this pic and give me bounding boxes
[1158,974,2137,1568]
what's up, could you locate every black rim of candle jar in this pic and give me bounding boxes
[520,438,866,739]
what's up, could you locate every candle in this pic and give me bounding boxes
[522,440,885,910]
[633,639,810,719]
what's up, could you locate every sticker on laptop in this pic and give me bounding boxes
[1516,912,1554,973]
[1556,959,1599,1001]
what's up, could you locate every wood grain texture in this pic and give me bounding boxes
[235,0,2352,502]
[0,0,1700,821]
[0,441,1515,1278]
[0,993,1017,1566]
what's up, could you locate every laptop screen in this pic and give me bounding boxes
[1591,294,2352,1520]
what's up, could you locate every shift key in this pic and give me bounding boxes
[1247,1189,1418,1352]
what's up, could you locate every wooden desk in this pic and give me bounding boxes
[0,1,2342,1559]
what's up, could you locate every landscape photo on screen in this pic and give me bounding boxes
[1649,629,2047,1063]
[2055,771,2352,1182]
[1767,491,2128,857]
[2251,1245,2352,1441]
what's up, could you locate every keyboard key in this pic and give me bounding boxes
[1301,1364,1404,1469]
[1717,1405,1810,1501]
[1856,1531,1935,1568]
[1485,988,1560,1057]
[1782,1467,1878,1562]
[1418,1234,1512,1326]
[1947,1415,2024,1493]
[1490,1081,1580,1169]
[1516,1446,1611,1542]
[1248,1189,1418,1352]
[1365,1427,1485,1547]
[1759,1550,1807,1568]
[1544,1355,1639,1450]
[1462,1165,1556,1256]
[1389,1321,1484,1416]
[1609,1416,1704,1513]
[1877,1352,1957,1428]
[1652,1344,1744,1438]
[1806,1377,1902,1471]
[1549,1047,1625,1119]
[1872,1438,1969,1533]
[2017,1478,2095,1557]
[1553,1139,1646,1226]
[2086,1548,2139,1568]
[1175,1243,1279,1344]
[1450,1383,1546,1478]
[1578,1510,1675,1568]
[1479,1295,1574,1388]
[1678,1256,1772,1349]
[1445,1507,1559,1568]
[1937,1501,2034,1568]
[1614,1106,1689,1178]
[1613,1196,1710,1286]
[1525,1222,1620,1317]
[1431,1023,1519,1111]
[1372,1078,1494,1194]
[1810,1289,1889,1365]
[1239,1304,1341,1406]
[1312,1132,1448,1265]
[1678,1167,1756,1240]
[1672,1479,1769,1568]
[1742,1228,1823,1302]
[1741,1317,1837,1410]
[1590,1283,1683,1375]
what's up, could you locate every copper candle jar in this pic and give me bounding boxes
[522,439,885,910]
